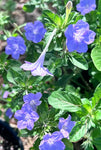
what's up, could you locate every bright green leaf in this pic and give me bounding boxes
[43,10,62,27]
[48,90,81,112]
[91,46,101,71]
[23,2,35,12]
[70,118,91,142]
[92,83,101,108]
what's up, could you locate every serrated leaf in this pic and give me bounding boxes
[7,69,25,86]
[69,52,88,70]
[48,90,81,112]
[70,119,91,142]
[43,10,62,27]
[91,46,101,71]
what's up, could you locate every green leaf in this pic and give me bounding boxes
[69,52,88,70]
[8,59,22,71]
[48,90,81,112]
[93,110,101,120]
[62,139,73,150]
[0,52,8,64]
[33,138,41,150]
[91,46,101,71]
[23,2,35,12]
[7,69,26,86]
[92,128,101,150]
[93,137,101,150]
[92,83,101,108]
[7,69,17,84]
[42,10,62,27]
[70,118,91,142]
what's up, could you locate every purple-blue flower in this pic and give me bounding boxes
[6,108,13,119]
[5,36,26,60]
[39,131,65,150]
[58,115,75,139]
[23,92,42,111]
[65,20,96,53]
[76,0,96,16]
[24,21,46,43]
[14,104,39,130]
[3,91,10,98]
[20,51,53,76]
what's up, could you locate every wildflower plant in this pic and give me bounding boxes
[1,0,101,150]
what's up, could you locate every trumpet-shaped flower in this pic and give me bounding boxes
[21,51,53,76]
[65,20,96,53]
[39,131,65,150]
[24,21,46,43]
[14,104,39,130]
[58,115,75,139]
[23,92,42,111]
[76,0,96,16]
[5,36,26,60]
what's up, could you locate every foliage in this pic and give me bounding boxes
[0,0,101,150]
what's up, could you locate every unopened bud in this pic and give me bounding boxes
[66,1,73,10]
[64,1,73,25]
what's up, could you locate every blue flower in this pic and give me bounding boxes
[76,0,96,16]
[6,108,13,119]
[58,115,75,139]
[14,104,39,130]
[24,21,46,43]
[39,131,65,150]
[5,36,26,60]
[21,51,53,76]
[23,92,42,111]
[65,20,96,53]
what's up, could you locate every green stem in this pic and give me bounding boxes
[43,28,57,53]
[80,74,92,91]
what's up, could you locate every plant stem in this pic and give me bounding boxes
[43,28,57,53]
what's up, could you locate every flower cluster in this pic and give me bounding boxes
[39,115,75,150]
[5,36,26,60]
[65,20,96,53]
[14,92,42,130]
[5,21,46,60]
[76,0,96,16]
[24,21,46,43]
[21,51,53,77]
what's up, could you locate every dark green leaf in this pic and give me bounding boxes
[69,52,88,70]
[62,139,73,150]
